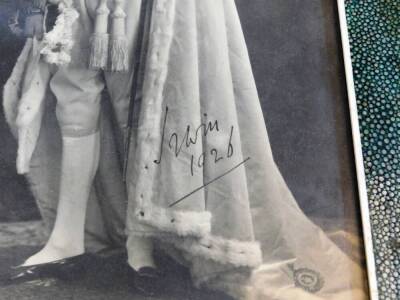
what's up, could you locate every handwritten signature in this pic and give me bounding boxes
[154,106,235,176]
[153,106,250,207]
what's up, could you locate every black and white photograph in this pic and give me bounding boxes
[0,0,374,299]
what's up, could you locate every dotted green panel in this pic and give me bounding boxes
[345,0,400,299]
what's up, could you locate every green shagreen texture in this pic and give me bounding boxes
[346,0,400,299]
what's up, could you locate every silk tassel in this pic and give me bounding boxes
[110,0,128,72]
[89,0,109,70]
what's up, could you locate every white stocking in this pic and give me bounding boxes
[23,132,100,266]
[127,235,156,271]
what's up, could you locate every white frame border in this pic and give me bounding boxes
[337,1,378,299]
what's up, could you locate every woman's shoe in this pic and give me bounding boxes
[126,265,165,297]
[0,253,93,286]
[135,266,165,297]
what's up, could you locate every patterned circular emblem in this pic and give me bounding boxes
[293,268,324,293]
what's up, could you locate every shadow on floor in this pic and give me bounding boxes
[0,246,233,300]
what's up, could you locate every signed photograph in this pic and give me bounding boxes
[0,0,371,299]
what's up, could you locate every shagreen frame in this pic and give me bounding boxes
[337,1,378,299]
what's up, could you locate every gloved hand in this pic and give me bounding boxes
[32,0,47,11]
[24,13,44,40]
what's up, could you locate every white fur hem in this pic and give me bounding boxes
[130,203,262,268]
[132,230,263,268]
[3,40,33,136]
[179,236,263,268]
[134,205,212,237]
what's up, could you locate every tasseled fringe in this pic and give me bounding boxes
[110,35,128,72]
[110,0,129,72]
[89,33,109,70]
[89,0,109,70]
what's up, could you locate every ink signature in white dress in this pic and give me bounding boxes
[154,106,235,176]
[154,106,250,207]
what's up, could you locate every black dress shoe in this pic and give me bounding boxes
[0,253,93,286]
[126,265,165,297]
